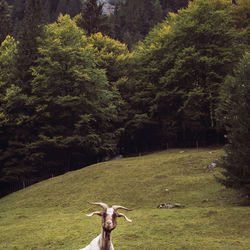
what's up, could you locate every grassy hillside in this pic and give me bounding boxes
[0,148,250,249]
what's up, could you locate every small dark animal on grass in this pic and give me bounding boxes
[80,202,132,250]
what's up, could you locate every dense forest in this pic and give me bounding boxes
[0,0,249,197]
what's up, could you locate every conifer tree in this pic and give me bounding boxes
[16,0,45,86]
[0,35,32,195]
[220,53,250,192]
[55,0,82,19]
[109,0,164,48]
[0,1,12,43]
[77,0,105,35]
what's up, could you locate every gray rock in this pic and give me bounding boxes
[157,203,183,209]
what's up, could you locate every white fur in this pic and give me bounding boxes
[80,233,114,250]
[106,208,114,215]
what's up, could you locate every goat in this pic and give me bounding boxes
[80,202,132,250]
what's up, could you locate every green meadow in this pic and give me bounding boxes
[0,148,250,249]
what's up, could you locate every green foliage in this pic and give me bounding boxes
[88,32,129,82]
[0,36,29,186]
[0,36,18,97]
[230,0,250,49]
[28,14,118,174]
[120,0,244,151]
[0,15,123,196]
[88,32,130,137]
[219,53,250,191]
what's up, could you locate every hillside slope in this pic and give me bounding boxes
[0,148,250,249]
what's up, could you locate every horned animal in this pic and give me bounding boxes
[80,202,132,250]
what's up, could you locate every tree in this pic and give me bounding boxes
[0,0,46,191]
[88,32,130,151]
[159,0,188,14]
[77,0,106,35]
[219,53,250,192]
[16,0,45,86]
[54,0,82,20]
[109,0,164,48]
[0,35,33,196]
[88,32,129,84]
[28,14,119,175]
[230,0,250,49]
[0,1,12,43]
[119,0,244,152]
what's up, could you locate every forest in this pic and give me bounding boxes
[0,0,249,197]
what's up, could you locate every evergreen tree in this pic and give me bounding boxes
[220,53,250,192]
[0,1,12,43]
[16,0,45,86]
[0,35,32,196]
[110,0,164,48]
[159,0,188,14]
[77,0,106,35]
[54,0,82,19]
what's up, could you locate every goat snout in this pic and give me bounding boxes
[105,220,113,227]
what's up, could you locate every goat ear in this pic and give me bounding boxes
[117,212,132,222]
[86,211,103,217]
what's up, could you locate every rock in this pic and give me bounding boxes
[208,162,217,169]
[157,203,184,209]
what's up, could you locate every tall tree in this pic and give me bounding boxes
[28,14,119,175]
[159,0,188,14]
[0,1,12,43]
[219,53,250,192]
[0,35,32,196]
[77,0,106,35]
[54,0,82,19]
[16,0,45,87]
[109,0,164,48]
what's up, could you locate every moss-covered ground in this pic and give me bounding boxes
[0,148,249,249]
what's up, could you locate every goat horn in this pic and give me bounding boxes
[88,202,109,210]
[112,205,132,211]
[86,211,102,217]
[117,212,132,222]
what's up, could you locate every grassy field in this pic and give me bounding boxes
[0,148,250,249]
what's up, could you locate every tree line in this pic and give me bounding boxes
[3,0,189,48]
[0,0,249,197]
